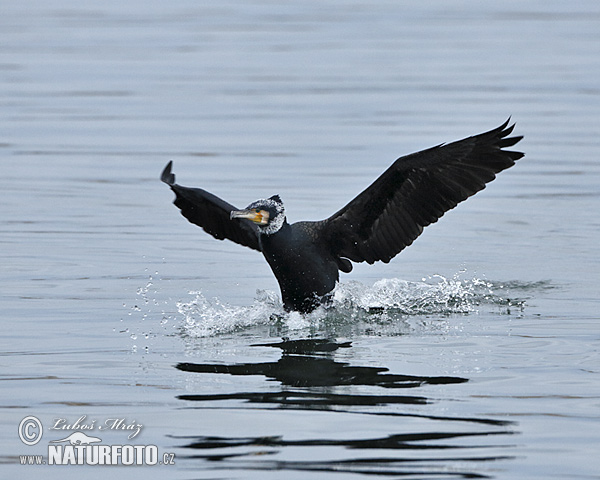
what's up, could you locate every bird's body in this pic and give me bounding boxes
[261,221,341,312]
[161,120,524,313]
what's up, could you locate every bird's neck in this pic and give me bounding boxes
[260,218,289,237]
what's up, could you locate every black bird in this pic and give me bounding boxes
[161,120,523,313]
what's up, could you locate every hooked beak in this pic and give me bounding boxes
[230,209,269,225]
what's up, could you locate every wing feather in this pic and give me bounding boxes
[161,161,261,251]
[321,119,523,264]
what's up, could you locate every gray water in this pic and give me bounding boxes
[1,1,599,479]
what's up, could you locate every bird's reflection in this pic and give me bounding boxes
[173,338,516,478]
[177,338,467,389]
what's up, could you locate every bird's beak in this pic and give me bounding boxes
[230,209,270,225]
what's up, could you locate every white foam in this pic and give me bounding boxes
[176,289,282,338]
[171,274,522,338]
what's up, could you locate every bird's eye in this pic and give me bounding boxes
[255,209,261,213]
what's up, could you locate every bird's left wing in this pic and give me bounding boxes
[319,120,524,265]
[161,161,261,251]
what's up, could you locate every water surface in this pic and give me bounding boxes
[1,1,599,479]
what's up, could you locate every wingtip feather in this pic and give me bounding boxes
[161,161,175,185]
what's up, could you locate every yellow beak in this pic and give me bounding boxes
[230,209,269,225]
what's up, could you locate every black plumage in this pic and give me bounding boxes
[161,119,523,313]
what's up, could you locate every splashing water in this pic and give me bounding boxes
[176,289,282,338]
[173,275,526,338]
[333,276,490,313]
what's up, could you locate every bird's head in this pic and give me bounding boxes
[230,195,286,235]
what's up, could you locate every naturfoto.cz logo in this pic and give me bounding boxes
[17,415,175,466]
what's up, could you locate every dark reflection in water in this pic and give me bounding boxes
[174,339,516,478]
[178,338,468,389]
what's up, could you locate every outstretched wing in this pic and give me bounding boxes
[161,161,261,251]
[321,119,524,264]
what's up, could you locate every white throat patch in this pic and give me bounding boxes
[247,197,285,235]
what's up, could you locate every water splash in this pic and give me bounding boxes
[176,289,282,338]
[121,273,169,352]
[174,275,527,338]
[333,276,489,314]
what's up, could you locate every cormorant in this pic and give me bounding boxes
[161,119,523,313]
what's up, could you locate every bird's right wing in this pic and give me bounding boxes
[161,161,261,251]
